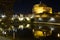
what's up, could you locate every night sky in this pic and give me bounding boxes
[13,0,60,13]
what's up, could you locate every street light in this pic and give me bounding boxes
[11,17,15,21]
[1,15,6,18]
[32,29,35,32]
[2,31,6,35]
[18,25,24,30]
[13,14,18,18]
[11,14,18,21]
[49,26,55,35]
[20,14,24,17]
[50,27,54,31]
[58,33,60,37]
[25,17,30,21]
[18,17,24,21]
[30,14,35,19]
[49,17,55,22]
[38,17,43,22]
[39,26,42,29]
[2,31,7,37]
[26,24,30,28]
[18,14,24,21]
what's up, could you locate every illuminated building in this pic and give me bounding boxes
[32,3,52,18]
[55,12,60,17]
[32,2,53,23]
[33,3,52,14]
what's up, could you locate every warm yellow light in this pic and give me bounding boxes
[25,17,30,21]
[58,33,60,37]
[18,25,24,29]
[11,17,15,20]
[32,29,35,32]
[42,14,48,17]
[33,4,52,14]
[34,7,45,13]
[33,4,46,14]
[35,15,41,18]
[26,24,30,28]
[49,8,52,14]
[34,31,44,38]
[18,17,24,21]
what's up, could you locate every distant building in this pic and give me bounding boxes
[32,3,52,18]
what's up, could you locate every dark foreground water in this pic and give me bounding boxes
[0,28,60,40]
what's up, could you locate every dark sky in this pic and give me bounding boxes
[13,0,60,14]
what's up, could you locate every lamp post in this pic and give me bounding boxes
[13,28,15,40]
[12,28,17,40]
